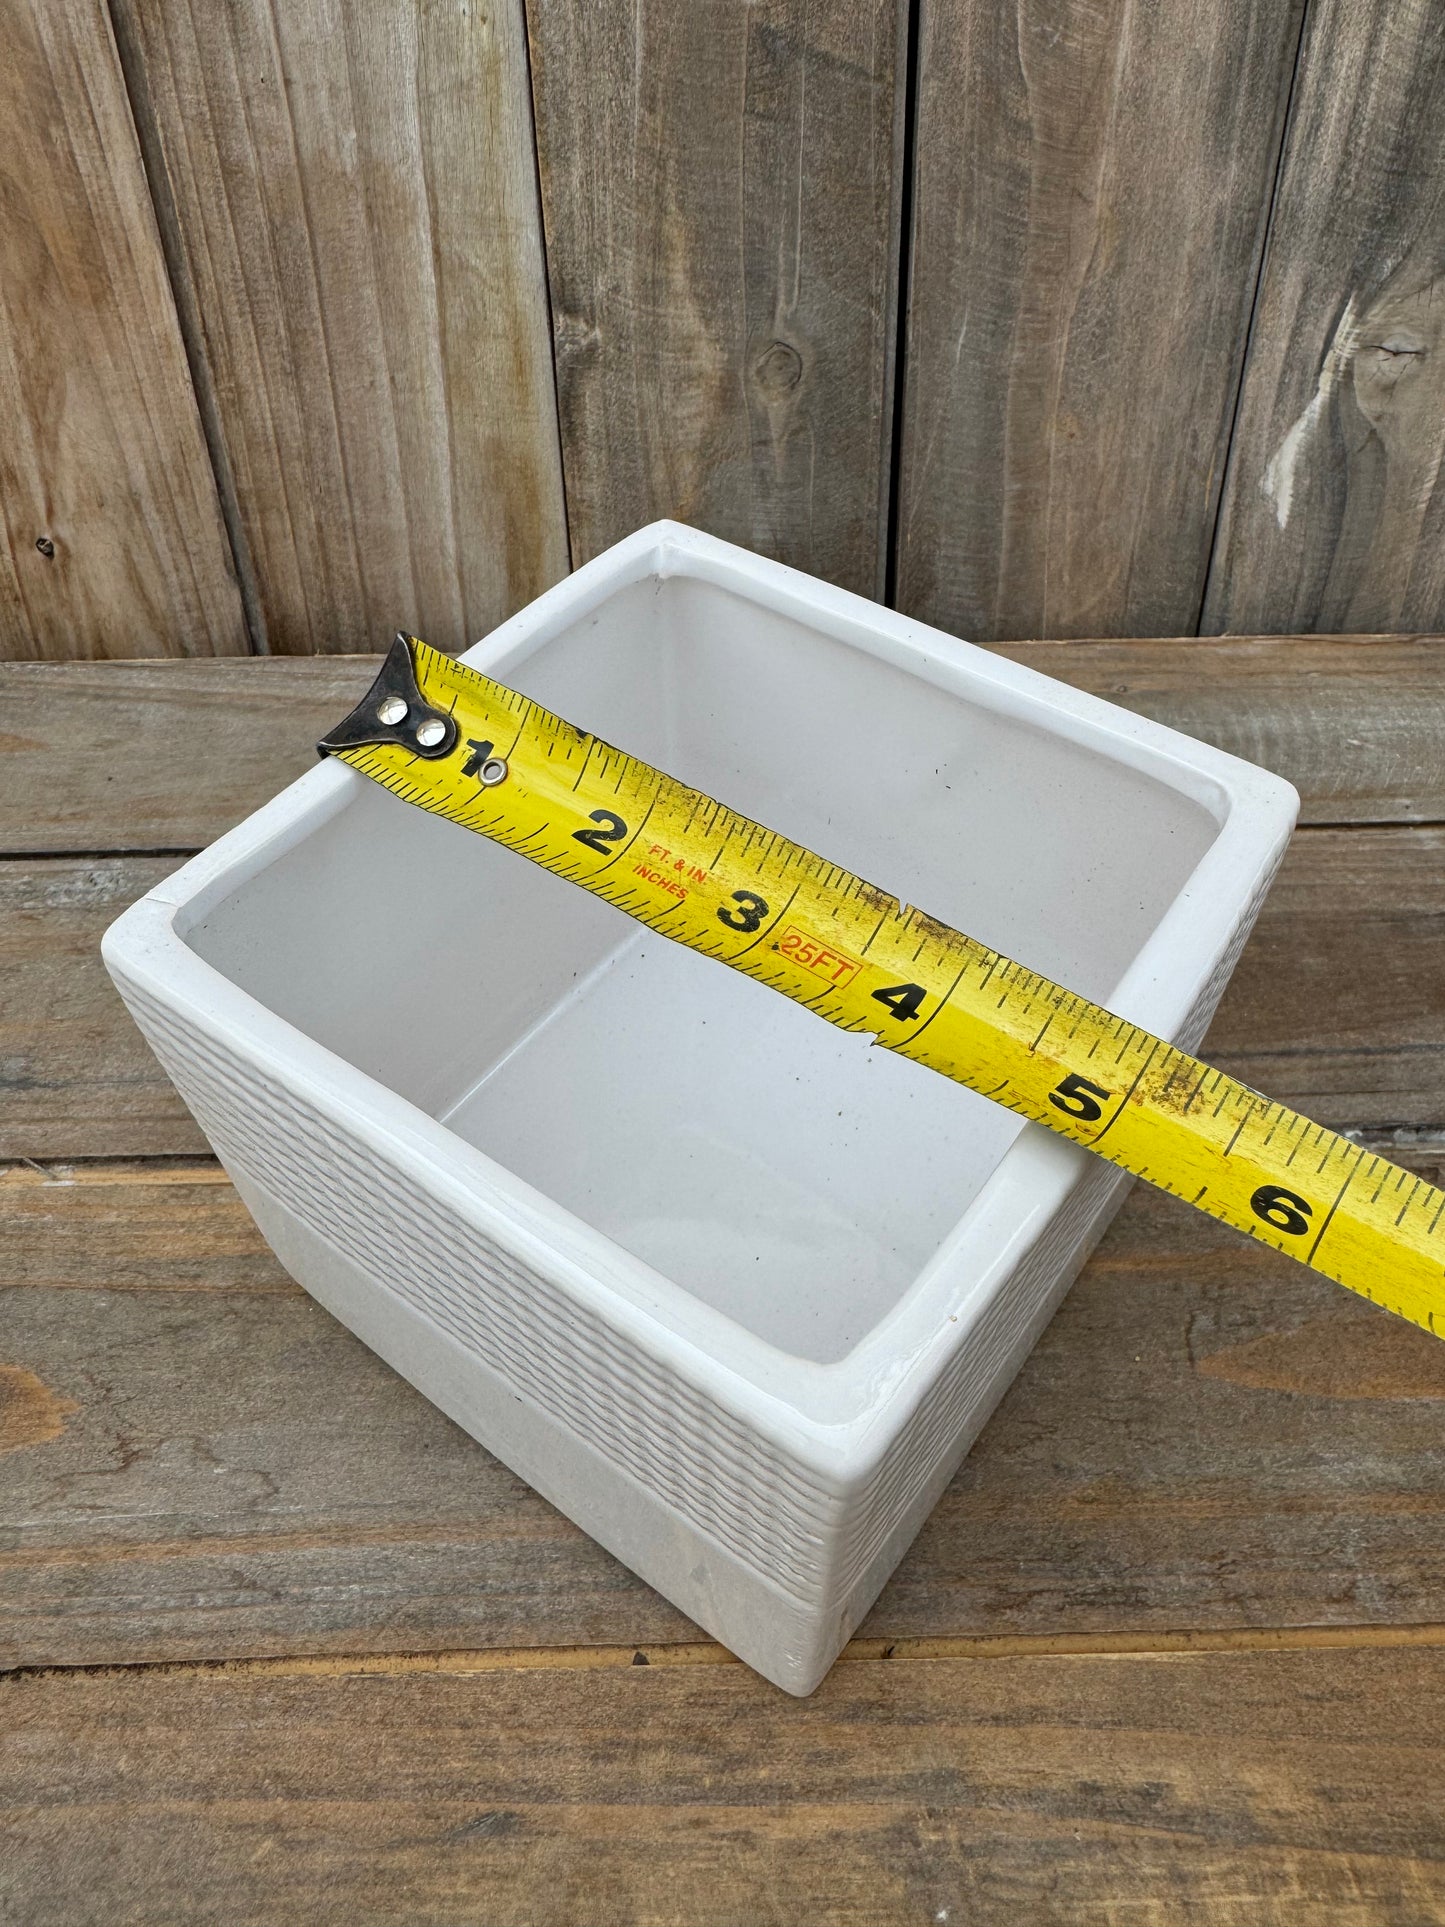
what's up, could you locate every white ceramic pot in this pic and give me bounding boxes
[104,523,1297,1693]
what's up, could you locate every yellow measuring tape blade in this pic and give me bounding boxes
[320,634,1445,1343]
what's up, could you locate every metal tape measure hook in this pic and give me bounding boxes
[317,633,458,761]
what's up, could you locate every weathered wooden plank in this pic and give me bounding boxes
[1206,828,1445,1133]
[895,0,1302,641]
[1204,0,1445,635]
[0,1164,689,1664]
[5,638,1444,856]
[4,1648,1444,1925]
[881,1157,1445,1643]
[526,0,905,596]
[5,1158,1445,1666]
[109,0,568,654]
[0,860,204,1159]
[0,658,378,853]
[984,636,1445,826]
[0,0,245,661]
[5,827,1437,1159]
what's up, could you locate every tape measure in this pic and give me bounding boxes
[319,633,1445,1343]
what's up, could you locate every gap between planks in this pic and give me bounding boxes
[9,1622,1445,1687]
[0,1159,233,1186]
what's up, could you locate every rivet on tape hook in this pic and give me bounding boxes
[316,633,459,761]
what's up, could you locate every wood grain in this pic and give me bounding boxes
[526,0,905,595]
[109,0,568,655]
[5,648,1439,1915]
[0,1163,689,1665]
[1204,0,1445,635]
[0,657,378,853]
[895,0,1302,641]
[6,1159,1445,1666]
[984,635,1445,825]
[5,824,1438,1159]
[0,0,245,661]
[4,1648,1445,1925]
[5,637,1443,857]
[0,859,204,1159]
[1206,828,1445,1133]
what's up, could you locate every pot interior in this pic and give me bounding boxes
[183,572,1219,1362]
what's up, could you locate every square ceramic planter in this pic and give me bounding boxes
[103,523,1297,1693]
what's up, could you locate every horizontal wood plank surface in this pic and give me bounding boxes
[3,638,1440,857]
[984,635,1445,825]
[0,859,207,1159]
[1203,826,1445,1133]
[4,1646,1444,1925]
[0,657,378,854]
[4,650,1441,1918]
[4,823,1439,1159]
[5,1159,1445,1667]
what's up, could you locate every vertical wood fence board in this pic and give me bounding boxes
[1203,0,1445,635]
[895,0,1303,643]
[527,0,905,597]
[111,0,569,655]
[0,0,246,660]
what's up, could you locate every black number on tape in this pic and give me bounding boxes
[1048,1073,1112,1123]
[718,890,769,933]
[1250,1184,1313,1237]
[572,809,628,854]
[872,982,927,1022]
[462,739,496,777]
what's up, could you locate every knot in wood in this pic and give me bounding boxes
[752,339,804,396]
